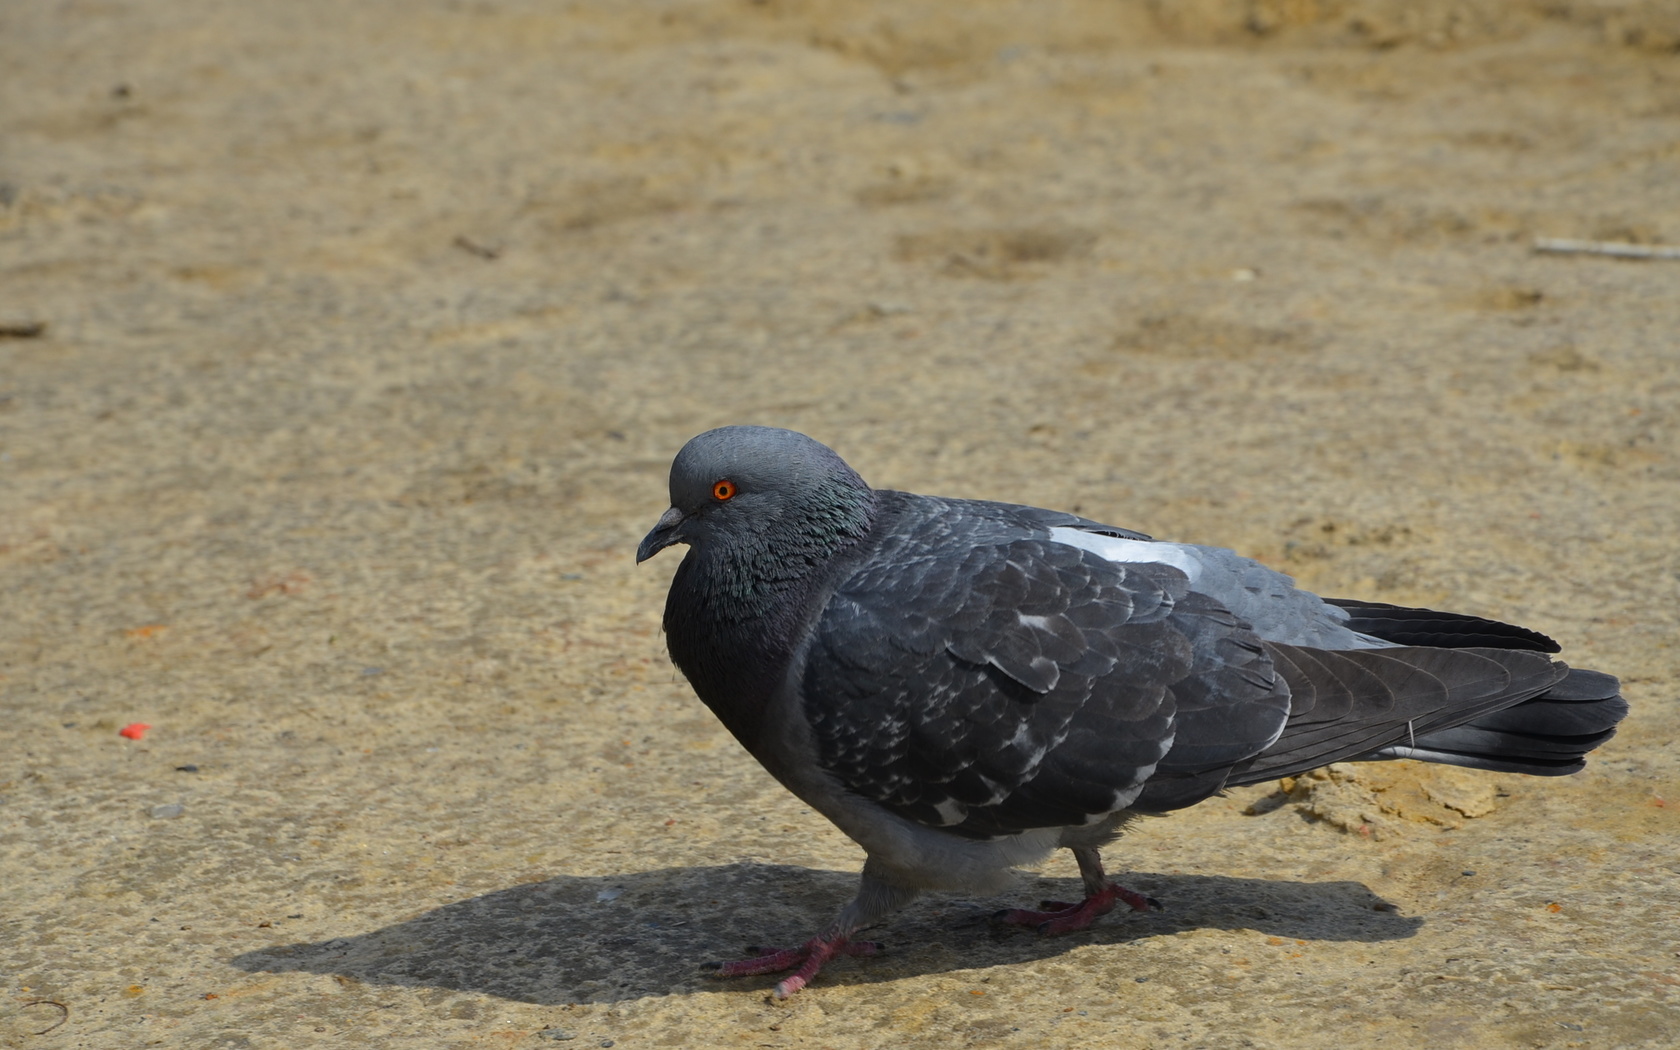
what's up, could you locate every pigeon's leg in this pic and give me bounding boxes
[703,861,920,998]
[994,846,1160,935]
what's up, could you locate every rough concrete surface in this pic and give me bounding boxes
[3,2,1679,1047]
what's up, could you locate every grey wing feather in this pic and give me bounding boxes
[1224,644,1568,785]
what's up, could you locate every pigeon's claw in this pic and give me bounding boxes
[703,936,881,997]
[702,945,808,979]
[993,882,1160,935]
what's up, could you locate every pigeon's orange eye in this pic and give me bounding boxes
[713,480,737,501]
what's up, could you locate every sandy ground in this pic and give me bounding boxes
[4,1,1679,1047]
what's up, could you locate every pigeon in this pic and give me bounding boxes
[635,425,1628,997]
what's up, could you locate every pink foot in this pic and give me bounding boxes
[702,935,882,997]
[994,883,1161,935]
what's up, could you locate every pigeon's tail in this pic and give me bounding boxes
[1217,644,1627,791]
[1325,597,1564,653]
[1356,667,1627,776]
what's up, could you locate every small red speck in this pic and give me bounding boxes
[1547,902,1563,914]
[119,723,152,740]
[664,819,677,826]
[1651,796,1667,808]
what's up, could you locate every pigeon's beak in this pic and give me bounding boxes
[636,506,687,563]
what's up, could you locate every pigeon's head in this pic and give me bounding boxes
[636,426,875,566]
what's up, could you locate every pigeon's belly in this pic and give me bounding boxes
[813,786,1069,893]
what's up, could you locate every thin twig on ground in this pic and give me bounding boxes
[1534,237,1680,260]
[22,1000,69,1036]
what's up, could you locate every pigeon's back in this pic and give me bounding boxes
[798,491,1623,828]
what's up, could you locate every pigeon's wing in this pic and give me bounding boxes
[799,535,1293,837]
[1222,643,1570,785]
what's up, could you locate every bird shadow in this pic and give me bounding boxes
[230,862,1420,1004]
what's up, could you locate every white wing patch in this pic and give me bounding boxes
[932,797,969,826]
[1048,527,1204,582]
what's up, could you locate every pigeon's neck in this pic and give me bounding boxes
[664,486,879,750]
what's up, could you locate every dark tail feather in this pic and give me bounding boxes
[1223,645,1568,786]
[1358,668,1627,776]
[1326,598,1561,653]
